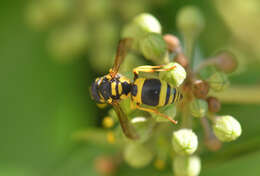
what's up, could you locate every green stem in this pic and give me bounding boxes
[210,86,260,104]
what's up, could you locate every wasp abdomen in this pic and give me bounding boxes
[132,78,183,107]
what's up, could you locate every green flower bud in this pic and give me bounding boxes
[173,155,201,176]
[133,13,162,34]
[213,115,242,142]
[48,24,88,60]
[140,33,167,63]
[172,129,198,155]
[154,104,177,122]
[208,71,230,92]
[131,117,154,142]
[123,142,154,168]
[121,13,161,51]
[189,99,208,118]
[159,62,186,87]
[177,6,205,39]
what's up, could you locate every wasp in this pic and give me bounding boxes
[90,38,183,140]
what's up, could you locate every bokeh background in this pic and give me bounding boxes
[1,0,260,175]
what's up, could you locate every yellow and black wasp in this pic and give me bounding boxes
[90,38,183,140]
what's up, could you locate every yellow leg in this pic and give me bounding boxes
[133,65,176,79]
[136,104,178,125]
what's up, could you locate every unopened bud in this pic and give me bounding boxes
[192,80,209,99]
[173,155,201,176]
[122,13,161,51]
[131,117,154,142]
[213,115,242,142]
[133,13,162,34]
[177,6,205,39]
[172,129,198,155]
[159,62,186,87]
[163,34,182,53]
[208,72,229,92]
[207,96,221,113]
[174,53,189,68]
[140,33,167,63]
[124,142,154,168]
[94,156,117,176]
[214,51,238,73]
[189,99,208,118]
[102,116,114,128]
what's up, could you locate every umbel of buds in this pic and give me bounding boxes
[172,129,198,155]
[213,115,242,142]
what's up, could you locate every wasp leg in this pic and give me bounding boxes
[133,65,176,80]
[135,104,178,124]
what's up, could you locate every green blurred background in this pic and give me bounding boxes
[1,0,260,175]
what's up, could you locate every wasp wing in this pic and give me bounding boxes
[112,102,139,140]
[110,38,132,77]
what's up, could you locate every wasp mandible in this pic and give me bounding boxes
[90,38,183,140]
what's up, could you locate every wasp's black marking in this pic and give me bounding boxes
[122,81,131,95]
[131,84,137,97]
[99,77,111,100]
[141,79,161,106]
[165,84,171,105]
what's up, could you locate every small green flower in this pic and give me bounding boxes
[189,99,208,118]
[208,71,230,92]
[140,33,167,63]
[173,155,201,176]
[159,62,186,87]
[172,129,198,155]
[123,142,154,168]
[213,115,242,142]
[177,6,205,39]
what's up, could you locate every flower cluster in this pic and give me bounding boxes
[27,1,242,175]
[97,7,242,176]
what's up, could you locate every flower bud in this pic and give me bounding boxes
[122,13,161,51]
[192,80,209,99]
[214,50,238,73]
[189,99,208,118]
[172,129,198,155]
[173,155,201,176]
[207,96,221,113]
[159,62,186,87]
[154,104,176,122]
[102,116,114,128]
[208,72,229,92]
[131,117,154,142]
[94,156,117,176]
[123,142,154,168]
[177,6,205,39]
[213,115,242,142]
[154,159,166,170]
[133,13,162,34]
[163,34,182,53]
[140,33,167,63]
[174,53,189,68]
